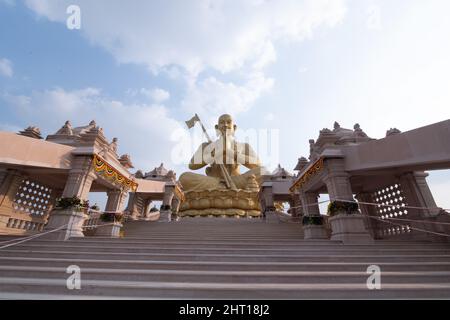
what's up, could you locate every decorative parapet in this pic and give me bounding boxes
[289,157,324,192]
[93,154,138,191]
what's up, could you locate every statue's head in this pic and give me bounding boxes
[215,114,236,136]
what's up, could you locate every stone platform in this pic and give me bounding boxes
[178,189,261,218]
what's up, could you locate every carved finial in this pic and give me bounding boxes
[109,137,118,153]
[119,154,134,169]
[55,120,73,135]
[334,121,340,130]
[354,123,361,130]
[134,170,144,179]
[294,157,309,171]
[19,126,43,139]
[386,128,401,137]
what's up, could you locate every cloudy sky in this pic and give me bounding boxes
[1,0,450,209]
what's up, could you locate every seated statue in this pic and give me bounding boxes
[179,114,266,217]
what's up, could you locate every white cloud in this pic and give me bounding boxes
[23,0,346,119]
[181,72,274,120]
[2,88,184,171]
[0,58,13,77]
[140,88,170,103]
[24,0,346,76]
[264,113,275,121]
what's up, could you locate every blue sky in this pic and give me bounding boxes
[1,0,450,209]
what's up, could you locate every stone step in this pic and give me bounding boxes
[8,244,450,255]
[1,256,449,272]
[0,266,449,284]
[0,277,449,299]
[39,237,450,250]
[3,250,450,263]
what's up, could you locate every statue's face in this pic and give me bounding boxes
[216,114,235,136]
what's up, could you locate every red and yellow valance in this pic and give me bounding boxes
[290,157,324,192]
[93,154,138,191]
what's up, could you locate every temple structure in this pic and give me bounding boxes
[0,121,178,238]
[1,118,450,299]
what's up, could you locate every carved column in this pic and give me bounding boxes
[323,158,372,243]
[399,172,440,241]
[300,192,327,239]
[162,184,175,210]
[322,159,353,202]
[260,184,275,213]
[105,189,127,213]
[356,193,381,239]
[62,156,96,200]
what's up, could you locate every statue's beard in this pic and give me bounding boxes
[216,128,234,138]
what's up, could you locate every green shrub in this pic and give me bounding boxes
[302,215,324,226]
[100,212,124,223]
[55,196,89,211]
[327,201,359,216]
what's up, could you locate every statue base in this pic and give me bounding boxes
[178,189,261,218]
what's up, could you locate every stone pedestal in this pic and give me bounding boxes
[44,209,88,240]
[329,213,373,243]
[159,210,172,222]
[303,224,328,240]
[95,222,123,238]
[263,211,280,223]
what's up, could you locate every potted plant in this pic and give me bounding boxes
[302,215,328,239]
[55,196,89,212]
[46,196,90,239]
[96,212,124,238]
[327,200,372,243]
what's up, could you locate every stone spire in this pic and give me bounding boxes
[294,157,309,171]
[55,121,73,135]
[19,126,43,139]
[119,154,134,169]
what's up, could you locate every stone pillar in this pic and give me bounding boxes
[323,159,353,202]
[356,193,381,239]
[160,184,175,222]
[125,192,139,220]
[300,192,328,240]
[399,172,440,241]
[0,170,26,232]
[262,186,275,212]
[323,158,372,243]
[290,193,302,218]
[105,189,127,213]
[62,156,96,200]
[171,197,181,221]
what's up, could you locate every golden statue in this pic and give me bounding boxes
[178,114,265,217]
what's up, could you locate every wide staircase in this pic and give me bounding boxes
[0,218,450,299]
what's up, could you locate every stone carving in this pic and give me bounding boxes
[109,138,118,153]
[386,128,401,136]
[55,121,73,135]
[19,126,43,139]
